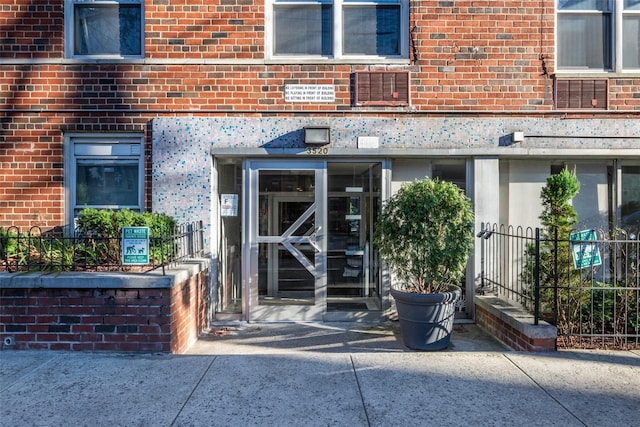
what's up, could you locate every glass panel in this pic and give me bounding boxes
[258,170,315,236]
[327,163,382,311]
[558,14,611,69]
[557,0,610,11]
[74,4,142,55]
[343,5,400,55]
[623,16,640,68]
[278,201,315,236]
[218,161,242,313]
[621,166,640,231]
[433,163,466,193]
[625,0,640,10]
[258,243,315,304]
[274,5,332,55]
[76,160,139,206]
[257,169,317,306]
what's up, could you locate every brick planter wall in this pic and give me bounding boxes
[0,260,209,353]
[475,296,557,352]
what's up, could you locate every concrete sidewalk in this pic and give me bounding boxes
[1,323,639,427]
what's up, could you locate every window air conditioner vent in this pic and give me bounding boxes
[555,78,608,110]
[355,71,409,106]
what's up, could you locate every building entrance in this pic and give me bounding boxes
[244,160,385,321]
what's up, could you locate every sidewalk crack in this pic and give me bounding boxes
[170,355,218,427]
[350,355,372,427]
[503,354,588,427]
[1,354,61,393]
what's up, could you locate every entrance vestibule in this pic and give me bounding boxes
[214,157,470,322]
[217,159,387,322]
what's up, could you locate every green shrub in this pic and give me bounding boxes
[75,208,177,265]
[76,208,176,237]
[522,168,582,321]
[0,227,19,260]
[373,177,474,293]
[581,282,640,336]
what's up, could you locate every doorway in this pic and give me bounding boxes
[244,160,385,321]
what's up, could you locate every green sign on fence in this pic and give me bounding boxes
[569,229,602,269]
[122,227,149,265]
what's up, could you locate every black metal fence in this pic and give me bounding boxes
[478,223,640,349]
[0,221,205,275]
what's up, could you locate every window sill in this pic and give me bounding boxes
[0,57,411,66]
[554,71,640,78]
[264,57,411,66]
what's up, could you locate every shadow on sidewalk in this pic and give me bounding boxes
[187,322,509,355]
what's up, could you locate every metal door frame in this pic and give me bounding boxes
[244,160,327,321]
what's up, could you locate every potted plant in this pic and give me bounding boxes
[373,177,474,350]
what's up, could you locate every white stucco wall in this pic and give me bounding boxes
[390,159,431,193]
[569,163,610,232]
[504,160,547,229]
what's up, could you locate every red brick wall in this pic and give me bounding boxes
[0,0,265,60]
[0,269,208,353]
[170,269,209,354]
[475,304,556,352]
[2,1,639,228]
[0,1,64,58]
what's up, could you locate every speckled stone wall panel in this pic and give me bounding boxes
[152,118,213,246]
[152,116,640,248]
[177,117,640,150]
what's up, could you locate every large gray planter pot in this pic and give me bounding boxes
[391,286,461,351]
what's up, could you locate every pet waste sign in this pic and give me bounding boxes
[122,227,149,265]
[570,229,601,269]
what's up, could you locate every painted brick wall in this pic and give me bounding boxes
[0,269,209,353]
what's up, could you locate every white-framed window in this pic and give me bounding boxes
[620,164,640,230]
[64,134,144,226]
[622,0,640,69]
[64,0,144,59]
[265,0,409,61]
[557,0,640,72]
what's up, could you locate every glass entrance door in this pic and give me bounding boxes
[247,161,326,321]
[245,160,383,321]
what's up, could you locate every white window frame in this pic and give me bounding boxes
[265,0,409,63]
[618,160,640,231]
[621,0,640,71]
[64,134,145,227]
[556,0,640,73]
[64,0,144,60]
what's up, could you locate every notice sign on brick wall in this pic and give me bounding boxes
[285,85,335,102]
[122,227,149,265]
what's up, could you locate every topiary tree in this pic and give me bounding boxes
[540,167,580,242]
[528,167,581,325]
[373,177,474,294]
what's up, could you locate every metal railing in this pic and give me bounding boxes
[478,223,640,349]
[0,221,205,275]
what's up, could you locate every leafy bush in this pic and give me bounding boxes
[373,177,474,293]
[0,227,19,260]
[76,209,177,265]
[1,210,179,272]
[581,282,640,337]
[76,208,176,237]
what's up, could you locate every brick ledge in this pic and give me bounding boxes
[0,257,210,289]
[475,295,557,351]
